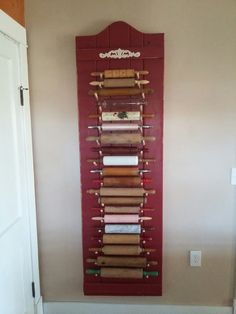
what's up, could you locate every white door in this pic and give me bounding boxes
[0,32,35,314]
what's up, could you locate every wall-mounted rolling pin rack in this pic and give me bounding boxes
[76,21,164,296]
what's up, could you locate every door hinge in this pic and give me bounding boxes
[31,281,35,298]
[19,86,29,106]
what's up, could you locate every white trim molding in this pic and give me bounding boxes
[99,48,141,59]
[233,298,236,314]
[35,297,44,314]
[0,9,26,46]
[44,302,232,314]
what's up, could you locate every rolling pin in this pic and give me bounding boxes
[100,196,144,205]
[102,224,153,234]
[88,87,153,98]
[88,187,155,196]
[93,206,154,214]
[89,78,149,88]
[89,111,154,121]
[90,167,150,176]
[88,156,155,166]
[91,69,149,79]
[101,234,151,244]
[92,215,151,223]
[89,245,155,256]
[88,123,151,131]
[86,133,156,145]
[93,177,151,187]
[87,256,157,268]
[92,146,148,155]
[86,268,158,279]
[101,224,154,234]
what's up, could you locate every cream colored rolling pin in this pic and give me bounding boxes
[89,112,154,121]
[92,215,151,223]
[89,245,155,255]
[103,156,138,166]
[88,123,151,131]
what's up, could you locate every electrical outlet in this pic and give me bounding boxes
[190,250,202,267]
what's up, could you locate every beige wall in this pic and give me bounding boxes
[25,0,236,306]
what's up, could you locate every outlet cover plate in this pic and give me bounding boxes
[190,250,202,267]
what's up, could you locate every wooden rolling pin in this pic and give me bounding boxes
[93,177,151,187]
[89,78,149,88]
[87,256,157,268]
[91,69,149,79]
[90,167,150,176]
[92,215,151,223]
[100,196,144,205]
[86,133,156,145]
[93,206,154,214]
[89,87,153,98]
[92,146,148,155]
[89,111,154,121]
[87,187,155,196]
[88,124,151,131]
[89,245,155,255]
[102,234,148,244]
[86,268,158,279]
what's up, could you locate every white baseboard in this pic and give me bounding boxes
[233,299,236,314]
[44,302,232,314]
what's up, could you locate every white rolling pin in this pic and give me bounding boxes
[105,224,141,234]
[103,156,138,166]
[88,124,151,131]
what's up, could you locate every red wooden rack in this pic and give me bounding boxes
[76,21,164,296]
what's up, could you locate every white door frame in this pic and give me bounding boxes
[0,9,43,314]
